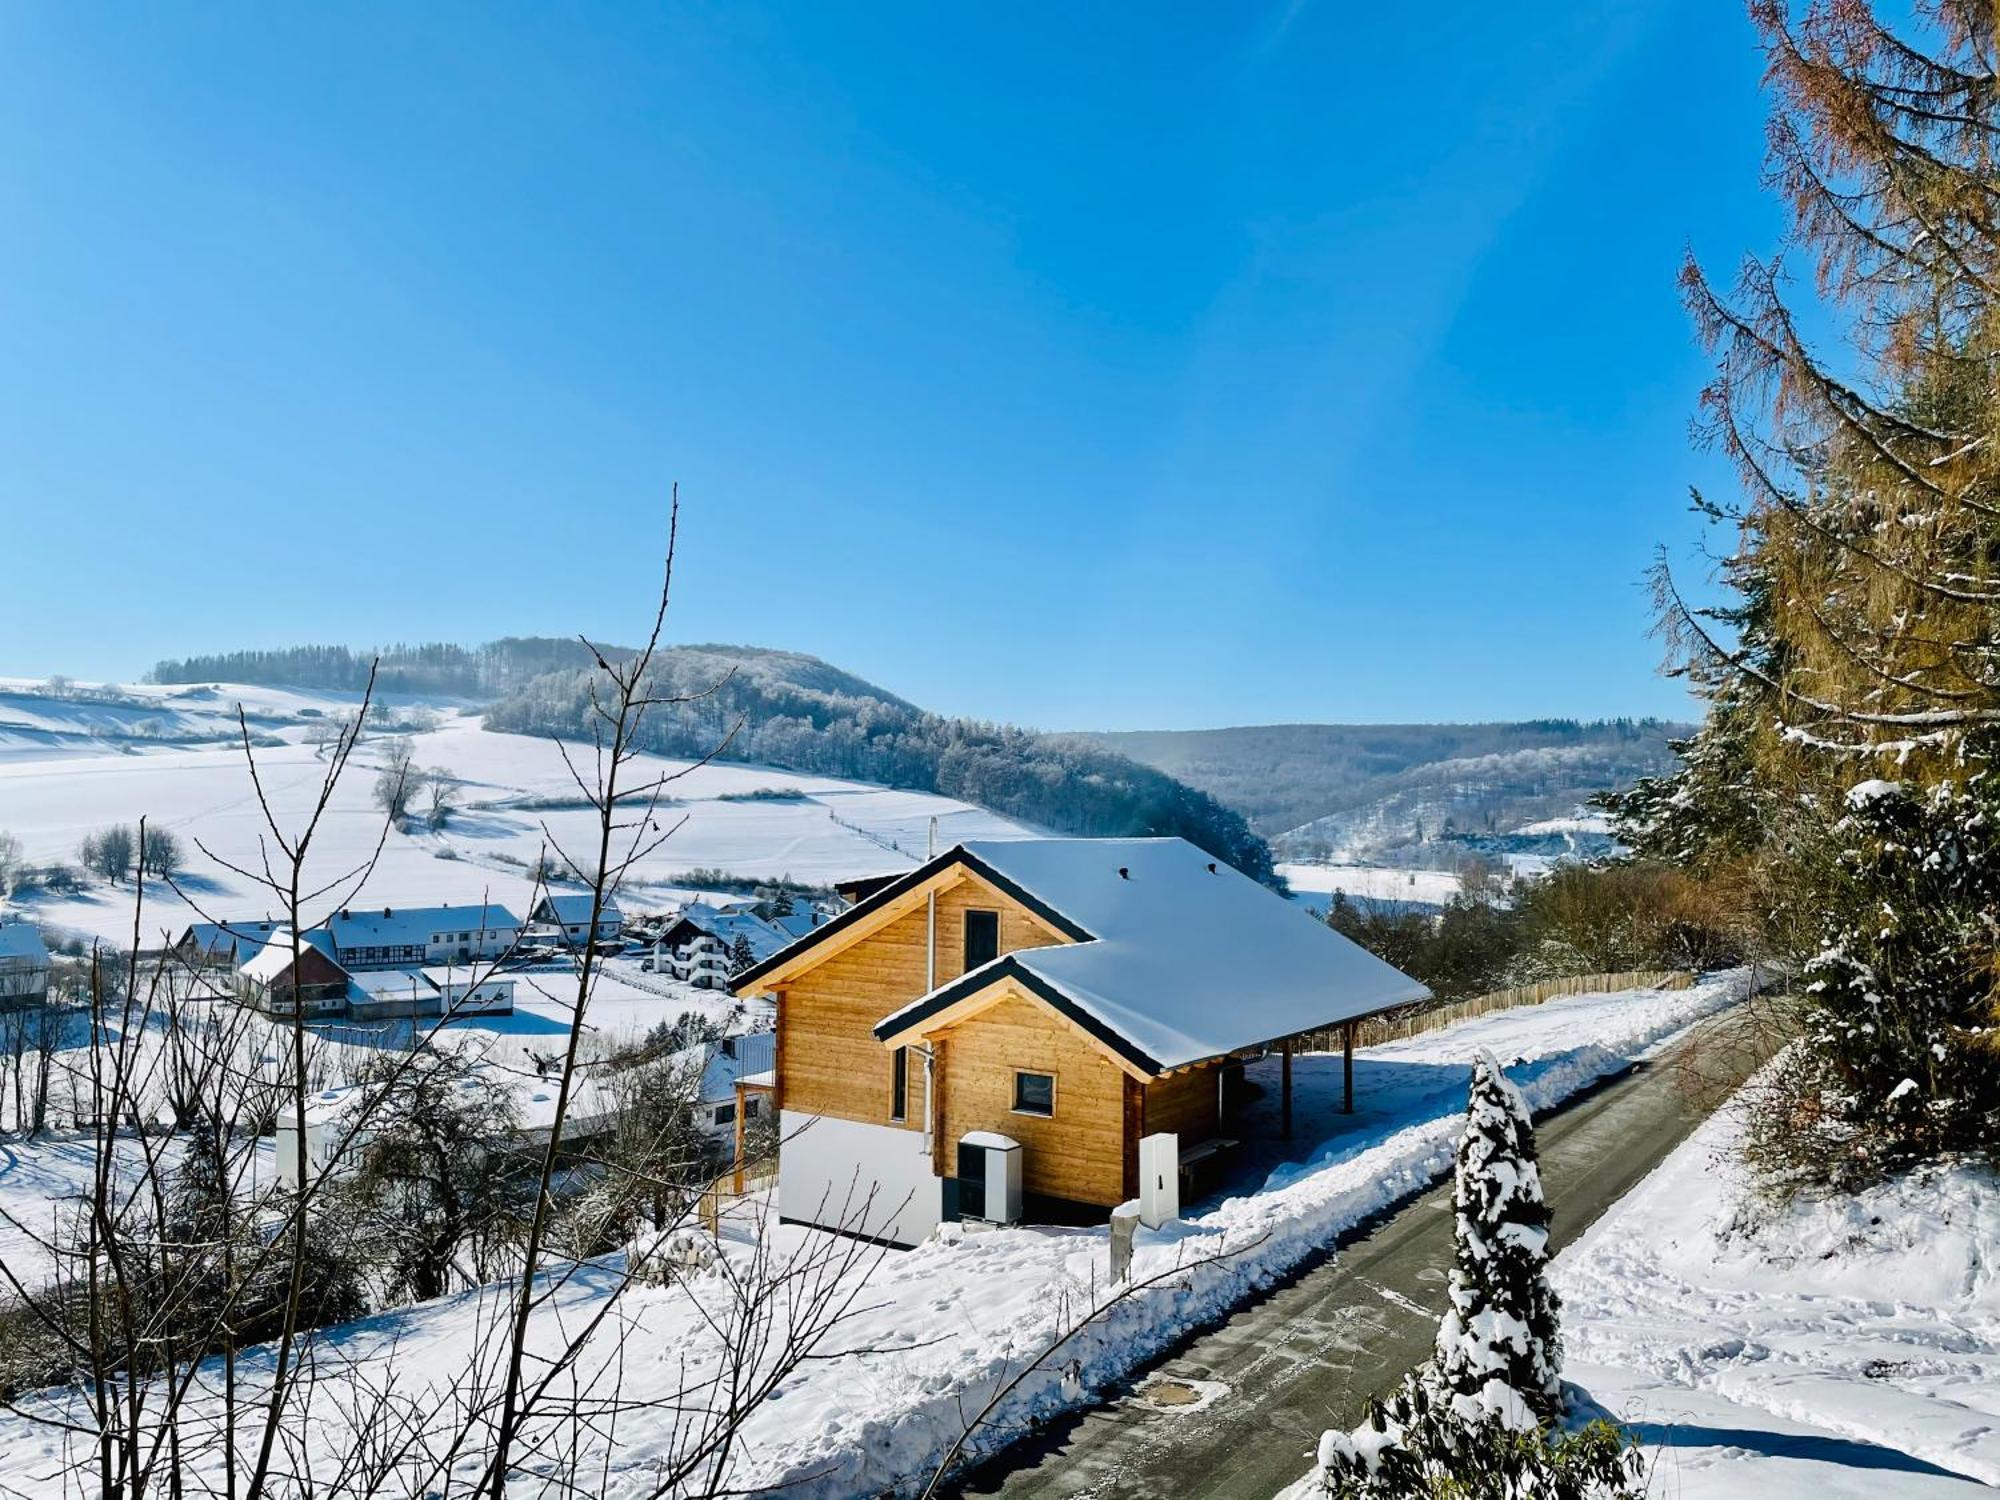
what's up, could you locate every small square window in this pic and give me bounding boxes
[713,1102,736,1126]
[1012,1070,1055,1117]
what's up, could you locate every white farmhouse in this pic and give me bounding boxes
[324,903,521,969]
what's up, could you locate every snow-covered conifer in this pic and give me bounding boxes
[1317,1052,1637,1497]
[1432,1048,1561,1426]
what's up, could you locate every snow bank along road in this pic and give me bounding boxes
[957,1002,1779,1500]
[1555,1081,2000,1494]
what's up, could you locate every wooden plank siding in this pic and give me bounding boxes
[776,874,1069,1130]
[1141,1064,1221,1147]
[936,993,1129,1207]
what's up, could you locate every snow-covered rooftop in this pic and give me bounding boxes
[695,1031,775,1104]
[347,968,437,999]
[237,933,314,984]
[178,919,286,959]
[775,837,1431,1075]
[533,894,621,925]
[0,923,48,963]
[326,902,521,950]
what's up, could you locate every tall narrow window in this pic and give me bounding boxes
[890,1045,909,1121]
[964,909,1000,971]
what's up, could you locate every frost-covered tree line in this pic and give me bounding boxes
[149,636,613,698]
[1610,0,2000,1189]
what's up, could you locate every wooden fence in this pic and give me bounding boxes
[1294,969,1692,1053]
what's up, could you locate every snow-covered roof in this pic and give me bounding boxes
[238,932,322,984]
[664,904,791,962]
[419,965,511,988]
[283,1067,614,1135]
[534,894,621,926]
[703,1031,776,1103]
[348,968,438,998]
[179,919,286,959]
[831,839,1429,1075]
[0,923,49,963]
[769,910,823,942]
[326,903,520,950]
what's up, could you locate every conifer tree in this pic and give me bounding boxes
[729,931,756,974]
[1318,1053,1638,1497]
[1638,0,2000,1181]
[1797,775,2000,1183]
[1433,1049,1562,1426]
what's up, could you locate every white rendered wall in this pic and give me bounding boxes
[779,1109,941,1247]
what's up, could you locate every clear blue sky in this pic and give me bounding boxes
[0,3,1777,730]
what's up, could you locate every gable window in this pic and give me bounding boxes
[963,909,1000,971]
[890,1045,909,1121]
[1012,1070,1055,1117]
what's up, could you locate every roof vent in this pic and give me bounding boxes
[383,907,393,919]
[1117,866,1130,880]
[1207,862,1218,875]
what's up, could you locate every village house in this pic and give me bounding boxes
[324,902,521,969]
[215,914,517,1023]
[648,902,793,988]
[731,837,1428,1247]
[0,922,52,1011]
[344,965,516,1021]
[526,893,622,948]
[174,919,286,968]
[689,1029,776,1143]
[235,932,351,1019]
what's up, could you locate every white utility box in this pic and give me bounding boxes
[956,1130,1024,1225]
[1138,1131,1179,1228]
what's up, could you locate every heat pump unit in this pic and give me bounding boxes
[956,1131,1023,1226]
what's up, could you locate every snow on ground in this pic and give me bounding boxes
[1551,1087,2000,1492]
[0,686,1031,950]
[1512,811,1612,837]
[0,972,1751,1497]
[1278,862,1463,911]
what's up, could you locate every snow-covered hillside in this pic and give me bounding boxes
[0,679,1033,948]
[1553,1084,2000,1492]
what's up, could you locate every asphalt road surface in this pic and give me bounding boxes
[956,1010,1770,1500]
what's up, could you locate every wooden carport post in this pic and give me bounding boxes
[1341,1021,1357,1114]
[732,1080,748,1195]
[1280,1039,1293,1140]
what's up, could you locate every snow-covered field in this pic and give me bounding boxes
[0,971,1751,1496]
[1553,1086,2000,1494]
[1278,862,1463,911]
[0,681,1032,950]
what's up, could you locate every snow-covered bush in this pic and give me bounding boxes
[1318,1376,1641,1499]
[1762,774,2000,1191]
[1318,1051,1642,1498]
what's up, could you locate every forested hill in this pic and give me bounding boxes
[485,644,1277,884]
[1082,720,1687,855]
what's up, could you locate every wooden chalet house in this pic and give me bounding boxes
[731,837,1427,1246]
